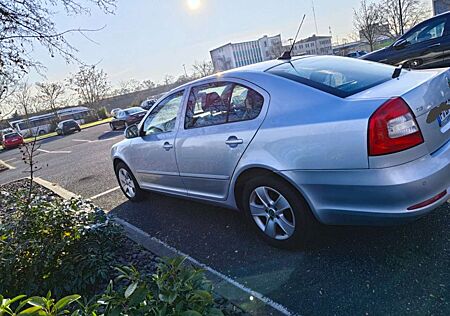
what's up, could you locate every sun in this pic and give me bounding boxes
[187,0,201,11]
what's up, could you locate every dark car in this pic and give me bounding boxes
[2,132,24,149]
[361,12,450,69]
[55,119,81,135]
[140,99,156,111]
[110,107,146,130]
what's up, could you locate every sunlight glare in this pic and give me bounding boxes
[187,0,201,11]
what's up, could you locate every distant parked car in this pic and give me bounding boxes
[362,12,450,69]
[112,55,449,248]
[140,99,156,111]
[2,132,24,149]
[109,107,146,130]
[346,51,367,58]
[0,128,14,145]
[55,119,81,136]
[111,108,122,117]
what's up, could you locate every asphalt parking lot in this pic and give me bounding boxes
[0,123,449,315]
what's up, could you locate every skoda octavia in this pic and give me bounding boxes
[111,56,450,248]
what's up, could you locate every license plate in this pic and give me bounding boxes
[437,109,450,127]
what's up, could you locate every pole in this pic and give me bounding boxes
[182,64,188,77]
[399,0,404,35]
[312,0,319,34]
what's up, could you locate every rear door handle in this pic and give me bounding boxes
[163,142,173,150]
[225,136,243,147]
[427,43,441,49]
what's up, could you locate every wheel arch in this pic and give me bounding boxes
[232,166,317,220]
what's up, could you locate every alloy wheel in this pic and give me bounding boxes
[118,168,136,198]
[249,186,296,240]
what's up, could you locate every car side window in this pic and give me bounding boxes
[184,82,264,129]
[404,17,446,45]
[142,90,184,136]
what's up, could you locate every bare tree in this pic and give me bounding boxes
[381,0,430,38]
[353,0,383,51]
[36,82,66,117]
[68,65,110,109]
[192,60,214,78]
[163,75,175,86]
[13,83,39,118]
[141,79,156,90]
[115,78,143,95]
[0,0,116,81]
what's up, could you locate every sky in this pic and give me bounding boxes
[29,0,430,86]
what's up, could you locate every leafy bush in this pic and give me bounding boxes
[0,189,123,297]
[96,107,109,120]
[1,258,224,316]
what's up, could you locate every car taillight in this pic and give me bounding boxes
[368,97,424,156]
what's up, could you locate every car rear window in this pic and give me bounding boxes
[266,56,396,97]
[4,133,19,139]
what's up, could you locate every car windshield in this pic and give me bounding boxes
[267,56,396,97]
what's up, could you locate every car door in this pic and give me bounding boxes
[390,15,449,69]
[175,79,269,200]
[129,89,187,195]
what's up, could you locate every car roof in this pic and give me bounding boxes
[59,119,76,124]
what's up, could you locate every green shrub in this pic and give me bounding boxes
[0,259,224,316]
[96,107,109,120]
[0,189,123,297]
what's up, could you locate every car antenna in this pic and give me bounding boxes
[279,14,306,60]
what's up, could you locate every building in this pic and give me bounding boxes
[210,34,283,72]
[291,35,333,56]
[433,0,450,15]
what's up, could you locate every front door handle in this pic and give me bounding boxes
[225,136,243,147]
[163,142,173,151]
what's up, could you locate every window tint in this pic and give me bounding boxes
[267,56,395,97]
[405,17,446,45]
[185,82,264,129]
[4,133,19,139]
[142,90,184,136]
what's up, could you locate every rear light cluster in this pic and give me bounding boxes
[368,97,424,156]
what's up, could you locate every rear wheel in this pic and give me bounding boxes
[115,162,144,202]
[38,130,45,136]
[242,175,315,249]
[110,123,116,130]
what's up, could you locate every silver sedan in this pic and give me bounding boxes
[111,56,450,248]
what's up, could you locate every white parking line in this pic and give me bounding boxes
[115,218,293,316]
[4,158,17,163]
[37,149,71,154]
[0,159,16,170]
[73,137,120,144]
[89,186,120,200]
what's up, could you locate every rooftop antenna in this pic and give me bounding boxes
[312,0,319,34]
[278,14,306,60]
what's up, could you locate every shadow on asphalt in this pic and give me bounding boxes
[109,192,449,314]
[98,130,123,140]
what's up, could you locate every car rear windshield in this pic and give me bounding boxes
[4,133,19,139]
[64,121,77,126]
[266,56,396,98]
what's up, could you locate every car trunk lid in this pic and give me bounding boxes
[350,68,450,167]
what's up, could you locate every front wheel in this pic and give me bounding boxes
[242,175,316,249]
[115,162,144,202]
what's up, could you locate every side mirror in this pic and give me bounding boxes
[124,124,140,139]
[393,39,408,50]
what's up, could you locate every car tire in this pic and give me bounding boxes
[115,162,144,202]
[38,130,45,136]
[110,123,115,131]
[242,175,316,249]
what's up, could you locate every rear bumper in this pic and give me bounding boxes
[3,141,23,149]
[281,139,450,225]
